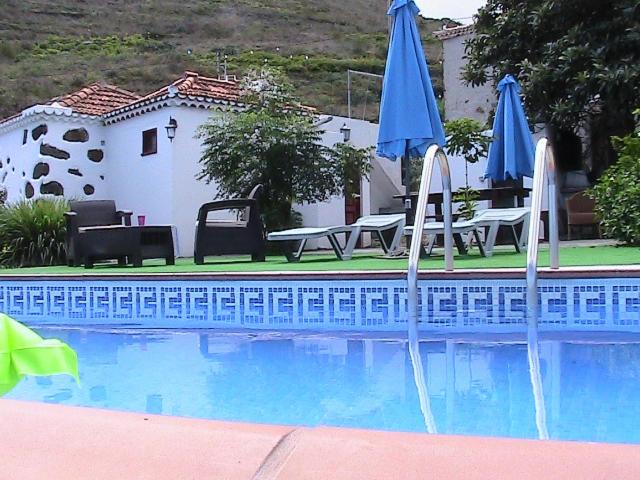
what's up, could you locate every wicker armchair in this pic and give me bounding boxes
[194,185,266,263]
[64,200,135,267]
[566,191,600,240]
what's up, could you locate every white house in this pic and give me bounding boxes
[0,72,404,257]
[433,25,540,215]
[433,24,495,125]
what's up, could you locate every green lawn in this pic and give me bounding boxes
[1,245,638,275]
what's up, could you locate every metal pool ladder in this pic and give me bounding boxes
[407,144,454,325]
[526,138,560,320]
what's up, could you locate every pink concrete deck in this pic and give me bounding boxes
[3,400,640,479]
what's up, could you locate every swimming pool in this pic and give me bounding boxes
[4,274,640,444]
[7,327,640,444]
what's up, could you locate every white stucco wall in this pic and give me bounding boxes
[104,110,174,227]
[105,109,393,256]
[0,103,401,258]
[0,110,107,203]
[168,106,220,257]
[0,120,42,203]
[442,33,495,124]
[296,115,402,249]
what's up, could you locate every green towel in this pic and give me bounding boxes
[0,313,79,396]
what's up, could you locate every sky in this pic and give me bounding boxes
[414,0,486,23]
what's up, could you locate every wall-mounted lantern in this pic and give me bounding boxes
[340,123,351,143]
[165,117,178,142]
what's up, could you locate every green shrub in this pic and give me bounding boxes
[0,198,68,267]
[444,118,491,219]
[589,114,640,245]
[24,34,167,59]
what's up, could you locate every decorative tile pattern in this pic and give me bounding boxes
[462,286,493,327]
[573,285,606,325]
[268,287,294,325]
[328,287,357,327]
[89,286,110,319]
[539,285,568,325]
[426,286,458,326]
[501,285,529,324]
[360,287,389,327]
[211,287,237,324]
[185,287,208,321]
[160,287,182,319]
[112,286,133,320]
[240,287,265,325]
[297,287,325,325]
[137,286,159,319]
[2,277,639,332]
[613,284,640,326]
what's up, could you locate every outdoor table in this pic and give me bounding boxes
[78,225,141,269]
[393,186,532,224]
[131,225,175,265]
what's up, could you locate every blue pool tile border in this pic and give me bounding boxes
[1,277,639,332]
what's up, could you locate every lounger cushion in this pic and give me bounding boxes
[404,220,477,235]
[353,214,405,227]
[267,227,344,241]
[472,207,529,224]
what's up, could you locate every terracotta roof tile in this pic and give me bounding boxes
[433,24,475,41]
[48,84,142,116]
[2,71,313,126]
[141,71,241,103]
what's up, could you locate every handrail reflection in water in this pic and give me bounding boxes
[407,318,437,434]
[527,320,549,440]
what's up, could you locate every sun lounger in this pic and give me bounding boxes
[267,214,406,262]
[267,226,348,262]
[404,220,486,257]
[340,214,405,260]
[404,207,530,257]
[471,207,530,256]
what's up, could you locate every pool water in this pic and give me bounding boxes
[8,328,640,444]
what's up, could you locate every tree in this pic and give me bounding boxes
[197,68,372,232]
[463,0,640,178]
[444,118,491,219]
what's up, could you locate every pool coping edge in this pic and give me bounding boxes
[1,265,639,281]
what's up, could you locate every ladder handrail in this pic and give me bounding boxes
[408,144,454,325]
[526,137,560,320]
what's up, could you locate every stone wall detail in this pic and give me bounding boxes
[63,128,89,143]
[0,120,107,203]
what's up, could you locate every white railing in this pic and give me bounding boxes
[407,145,454,325]
[526,137,560,320]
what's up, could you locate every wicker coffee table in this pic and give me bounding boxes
[131,225,175,266]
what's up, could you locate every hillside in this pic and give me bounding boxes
[0,0,450,121]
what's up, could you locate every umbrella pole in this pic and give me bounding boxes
[403,148,414,248]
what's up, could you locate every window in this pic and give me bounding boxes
[141,128,157,156]
[22,129,28,145]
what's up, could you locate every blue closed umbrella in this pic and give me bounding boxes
[376,0,445,161]
[485,75,535,181]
